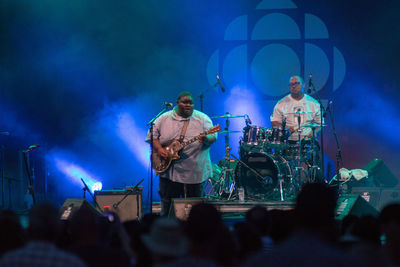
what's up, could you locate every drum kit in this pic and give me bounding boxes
[207,112,326,202]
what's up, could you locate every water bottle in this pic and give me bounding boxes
[238,186,245,202]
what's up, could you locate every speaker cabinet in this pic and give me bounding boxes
[335,194,379,220]
[363,158,398,187]
[60,198,100,221]
[95,188,142,222]
[169,198,203,220]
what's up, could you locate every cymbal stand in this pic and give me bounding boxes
[308,127,321,182]
[213,115,236,200]
[294,113,305,189]
[308,79,327,181]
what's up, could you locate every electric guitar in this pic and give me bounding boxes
[152,125,221,174]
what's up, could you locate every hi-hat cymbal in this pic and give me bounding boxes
[211,114,245,119]
[218,130,241,134]
[302,123,326,128]
[287,111,312,115]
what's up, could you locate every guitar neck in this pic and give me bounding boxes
[178,125,220,149]
[181,136,201,148]
[180,128,218,148]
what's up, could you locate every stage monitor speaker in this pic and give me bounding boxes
[378,189,400,211]
[60,198,100,221]
[335,194,379,220]
[169,198,204,220]
[95,188,142,222]
[363,158,398,187]
[351,187,381,210]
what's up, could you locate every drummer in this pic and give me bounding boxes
[270,75,322,142]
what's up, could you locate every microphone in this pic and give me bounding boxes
[23,144,40,153]
[164,102,173,108]
[216,75,225,92]
[297,109,301,125]
[325,100,333,114]
[307,74,312,94]
[246,115,252,125]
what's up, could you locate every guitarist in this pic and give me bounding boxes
[146,92,217,216]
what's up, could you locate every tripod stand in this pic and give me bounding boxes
[212,115,236,200]
[308,125,322,183]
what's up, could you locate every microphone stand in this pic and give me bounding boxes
[112,178,144,210]
[81,178,102,212]
[22,150,36,205]
[147,105,171,214]
[308,82,327,182]
[326,101,344,181]
[1,144,4,208]
[198,79,220,112]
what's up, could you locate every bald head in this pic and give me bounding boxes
[289,76,304,99]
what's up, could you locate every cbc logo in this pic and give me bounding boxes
[206,0,346,99]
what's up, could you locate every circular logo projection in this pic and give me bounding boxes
[251,44,301,96]
[206,0,346,99]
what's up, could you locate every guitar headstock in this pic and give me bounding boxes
[205,124,221,135]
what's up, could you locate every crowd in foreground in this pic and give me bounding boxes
[0,183,400,267]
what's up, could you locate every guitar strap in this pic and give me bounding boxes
[178,119,190,143]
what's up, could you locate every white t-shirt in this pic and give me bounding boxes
[270,94,322,141]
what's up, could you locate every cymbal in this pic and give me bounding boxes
[302,123,326,128]
[211,114,245,119]
[287,111,312,115]
[218,130,241,134]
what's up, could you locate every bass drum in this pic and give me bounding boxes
[235,152,293,199]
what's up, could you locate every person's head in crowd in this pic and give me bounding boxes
[341,214,359,235]
[379,203,400,226]
[379,203,400,266]
[245,205,271,236]
[185,203,235,266]
[69,203,101,246]
[350,216,381,246]
[28,202,61,242]
[140,213,160,233]
[233,221,263,261]
[142,217,188,265]
[268,209,295,244]
[185,203,223,244]
[294,183,339,242]
[0,210,25,256]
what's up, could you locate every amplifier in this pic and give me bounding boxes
[95,187,142,221]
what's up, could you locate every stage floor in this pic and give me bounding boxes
[151,199,296,219]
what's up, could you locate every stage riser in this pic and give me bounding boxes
[153,199,295,219]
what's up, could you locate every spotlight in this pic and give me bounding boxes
[91,182,103,192]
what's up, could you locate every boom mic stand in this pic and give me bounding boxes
[22,144,40,206]
[198,75,224,112]
[147,103,172,214]
[81,178,102,212]
[326,101,344,182]
[112,178,144,210]
[308,79,327,182]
